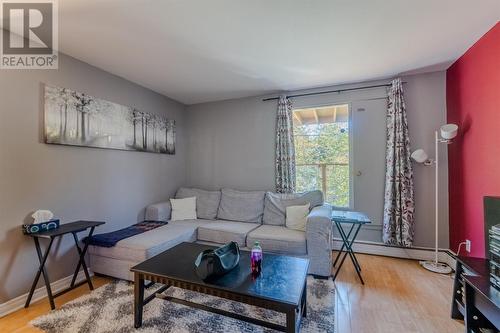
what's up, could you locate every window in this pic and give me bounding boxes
[293,104,350,208]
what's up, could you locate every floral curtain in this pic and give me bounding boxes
[275,95,296,193]
[382,78,415,247]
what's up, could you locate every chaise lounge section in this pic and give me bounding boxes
[89,187,333,280]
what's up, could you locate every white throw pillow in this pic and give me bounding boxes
[285,203,310,231]
[170,197,197,221]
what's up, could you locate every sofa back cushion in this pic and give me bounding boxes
[176,187,221,220]
[263,190,324,226]
[217,188,265,223]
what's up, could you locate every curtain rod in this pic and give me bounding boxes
[262,82,407,101]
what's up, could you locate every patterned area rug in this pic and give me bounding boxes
[31,277,335,333]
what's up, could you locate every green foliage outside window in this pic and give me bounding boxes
[294,119,350,207]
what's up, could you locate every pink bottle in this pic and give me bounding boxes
[251,241,262,276]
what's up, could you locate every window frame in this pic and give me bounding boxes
[292,101,354,210]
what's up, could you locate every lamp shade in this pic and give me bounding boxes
[440,124,458,140]
[411,149,429,163]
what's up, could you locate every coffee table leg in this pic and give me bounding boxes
[301,279,307,318]
[134,273,144,328]
[286,308,297,333]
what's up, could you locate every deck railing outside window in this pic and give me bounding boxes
[293,104,350,208]
[296,163,349,208]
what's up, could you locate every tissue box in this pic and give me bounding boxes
[23,219,60,235]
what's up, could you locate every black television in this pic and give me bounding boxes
[484,196,500,255]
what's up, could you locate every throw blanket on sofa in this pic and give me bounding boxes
[84,221,167,247]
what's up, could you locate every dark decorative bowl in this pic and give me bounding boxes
[194,241,240,280]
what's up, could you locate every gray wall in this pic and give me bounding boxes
[403,71,449,249]
[186,71,448,249]
[0,53,187,303]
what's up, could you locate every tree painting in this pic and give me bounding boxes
[44,84,175,154]
[166,119,175,154]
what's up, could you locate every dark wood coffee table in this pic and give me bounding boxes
[131,242,309,332]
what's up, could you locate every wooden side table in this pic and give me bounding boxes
[451,255,500,332]
[463,275,500,332]
[451,256,489,320]
[24,220,105,309]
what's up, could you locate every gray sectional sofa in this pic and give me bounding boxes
[89,187,333,280]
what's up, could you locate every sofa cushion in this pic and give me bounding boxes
[170,197,197,221]
[217,188,265,223]
[176,187,221,220]
[197,221,260,246]
[168,219,213,240]
[246,225,307,255]
[89,221,211,262]
[169,219,213,229]
[263,190,323,226]
[285,203,310,231]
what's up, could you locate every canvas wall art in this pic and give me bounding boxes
[44,84,175,154]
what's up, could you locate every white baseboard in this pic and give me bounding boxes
[0,270,92,318]
[332,239,457,270]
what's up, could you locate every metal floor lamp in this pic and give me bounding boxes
[411,123,458,274]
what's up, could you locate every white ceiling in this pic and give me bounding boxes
[55,1,500,104]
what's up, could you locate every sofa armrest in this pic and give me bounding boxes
[306,204,333,277]
[145,201,171,222]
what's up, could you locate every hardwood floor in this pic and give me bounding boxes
[0,255,464,333]
[0,276,111,333]
[334,253,463,333]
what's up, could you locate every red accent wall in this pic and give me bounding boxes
[447,22,500,257]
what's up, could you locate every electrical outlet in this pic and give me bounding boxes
[465,240,471,253]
